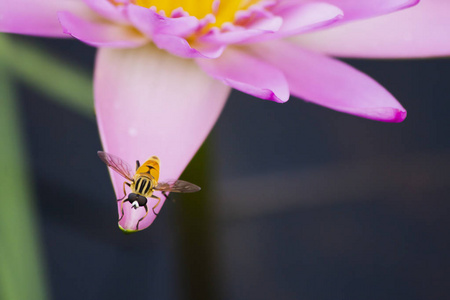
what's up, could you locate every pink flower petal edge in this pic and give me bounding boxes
[196,48,290,103]
[81,0,130,24]
[153,34,225,58]
[127,4,199,38]
[304,0,419,21]
[0,0,89,37]
[58,11,148,48]
[249,40,406,122]
[94,44,230,231]
[198,16,283,45]
[246,1,343,42]
[295,0,450,58]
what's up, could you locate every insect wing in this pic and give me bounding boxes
[155,180,201,193]
[97,151,134,181]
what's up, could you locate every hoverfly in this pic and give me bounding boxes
[98,151,201,230]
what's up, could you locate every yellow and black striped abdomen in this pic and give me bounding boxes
[132,156,160,197]
[133,176,153,196]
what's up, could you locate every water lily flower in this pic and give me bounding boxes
[2,0,449,231]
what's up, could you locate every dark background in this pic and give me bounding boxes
[14,36,450,300]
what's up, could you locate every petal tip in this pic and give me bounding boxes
[223,79,289,103]
[407,0,421,9]
[359,107,407,123]
[118,223,139,234]
[390,108,407,123]
[392,0,421,12]
[269,90,290,103]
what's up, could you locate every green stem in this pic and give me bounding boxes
[0,55,50,300]
[0,35,94,118]
[175,138,220,300]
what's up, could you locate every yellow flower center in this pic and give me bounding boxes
[135,0,261,27]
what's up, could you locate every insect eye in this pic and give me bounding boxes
[128,193,138,201]
[137,196,147,206]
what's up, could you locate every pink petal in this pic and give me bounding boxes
[81,0,130,24]
[264,2,343,39]
[248,14,284,32]
[126,6,216,58]
[58,11,148,48]
[203,3,342,45]
[250,41,406,122]
[304,0,419,20]
[0,0,88,37]
[127,4,199,38]
[199,16,283,44]
[295,0,450,58]
[153,34,225,58]
[94,44,230,231]
[196,48,289,103]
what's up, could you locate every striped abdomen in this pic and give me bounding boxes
[134,176,154,196]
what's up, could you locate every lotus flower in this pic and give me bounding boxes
[2,0,449,231]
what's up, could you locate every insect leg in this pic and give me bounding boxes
[162,192,170,201]
[150,195,161,216]
[118,181,131,200]
[136,205,149,230]
[118,199,126,221]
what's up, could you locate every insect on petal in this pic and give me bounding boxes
[95,43,230,231]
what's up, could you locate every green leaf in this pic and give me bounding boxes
[0,54,50,300]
